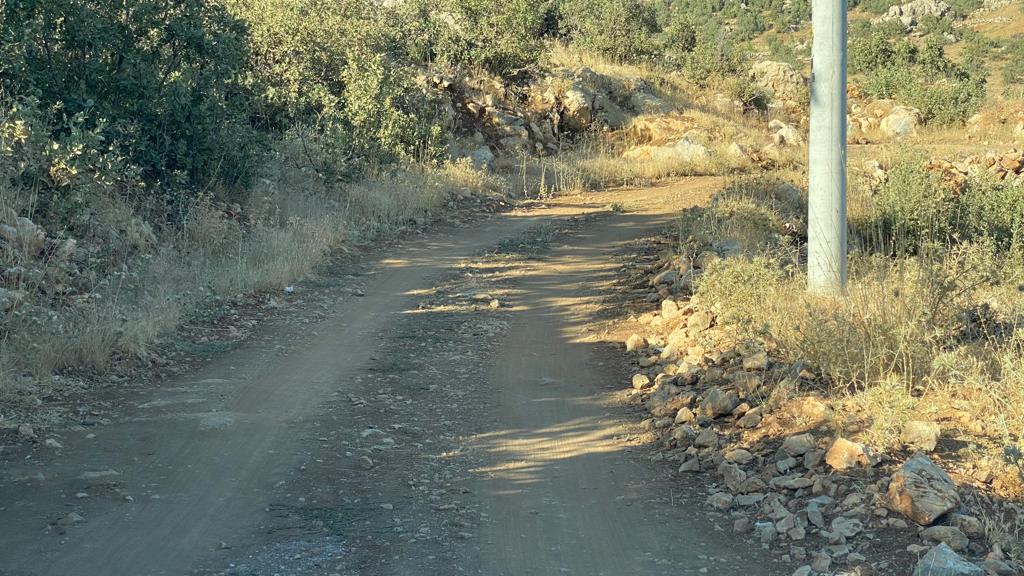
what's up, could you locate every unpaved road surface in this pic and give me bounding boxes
[1,179,783,576]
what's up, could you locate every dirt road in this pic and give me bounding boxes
[0,179,782,576]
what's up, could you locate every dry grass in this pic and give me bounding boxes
[684,173,1024,462]
[0,141,501,410]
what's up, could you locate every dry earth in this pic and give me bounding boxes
[0,179,794,576]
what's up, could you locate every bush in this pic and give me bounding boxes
[854,33,986,125]
[1,0,259,188]
[861,158,1024,254]
[226,0,446,173]
[396,0,549,75]
[557,0,661,63]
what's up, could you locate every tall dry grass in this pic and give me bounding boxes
[683,171,1024,451]
[0,132,502,410]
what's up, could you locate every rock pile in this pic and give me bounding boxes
[617,248,1021,576]
[428,66,676,165]
[925,149,1024,192]
[750,61,808,109]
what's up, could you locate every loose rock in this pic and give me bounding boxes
[912,543,984,576]
[888,453,960,525]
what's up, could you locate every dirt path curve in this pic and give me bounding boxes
[0,178,779,576]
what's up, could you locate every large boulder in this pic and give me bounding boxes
[881,106,922,138]
[750,61,807,103]
[888,453,960,525]
[911,544,984,576]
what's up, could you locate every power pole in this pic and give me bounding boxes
[807,0,848,295]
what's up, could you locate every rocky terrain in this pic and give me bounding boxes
[610,220,1024,576]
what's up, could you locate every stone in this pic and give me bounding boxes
[693,428,718,449]
[17,423,35,439]
[912,543,984,576]
[881,106,922,138]
[661,299,680,320]
[922,526,970,552]
[902,421,941,452]
[359,456,375,470]
[783,433,817,457]
[742,351,768,371]
[631,373,653,390]
[708,492,734,511]
[679,458,701,472]
[874,0,952,29]
[831,517,863,538]
[888,453,960,525]
[701,387,740,418]
[825,438,871,471]
[625,334,647,352]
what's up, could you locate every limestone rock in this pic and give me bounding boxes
[888,453,960,525]
[701,387,740,418]
[922,525,970,552]
[902,420,941,452]
[912,543,984,576]
[825,438,871,471]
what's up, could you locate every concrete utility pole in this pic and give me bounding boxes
[807,0,848,295]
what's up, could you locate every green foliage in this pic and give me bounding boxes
[866,158,1024,254]
[1003,39,1024,92]
[852,32,986,125]
[404,0,549,75]
[1,0,259,187]
[557,0,660,62]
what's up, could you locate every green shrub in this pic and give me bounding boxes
[862,158,1024,254]
[854,33,986,125]
[557,0,660,62]
[1,0,259,187]
[405,0,549,75]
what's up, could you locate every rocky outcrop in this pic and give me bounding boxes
[880,106,922,138]
[874,0,953,29]
[750,61,807,104]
